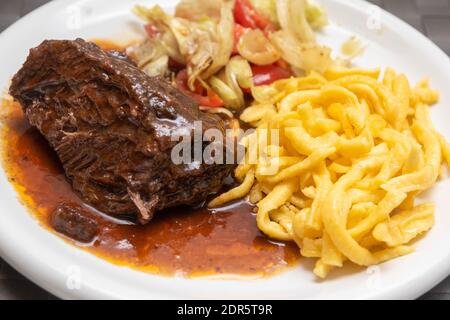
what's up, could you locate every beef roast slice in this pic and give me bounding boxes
[10,39,232,224]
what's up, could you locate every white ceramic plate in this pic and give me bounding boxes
[1,0,450,300]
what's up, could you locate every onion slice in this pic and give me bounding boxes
[237,29,281,66]
[276,0,316,43]
[270,30,332,73]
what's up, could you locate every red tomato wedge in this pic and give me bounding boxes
[233,24,249,55]
[234,0,257,29]
[252,64,292,86]
[233,0,274,31]
[175,70,224,108]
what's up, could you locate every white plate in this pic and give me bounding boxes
[1,0,450,300]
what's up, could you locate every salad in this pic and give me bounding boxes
[130,0,330,112]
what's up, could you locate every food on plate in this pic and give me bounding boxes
[209,67,450,278]
[341,36,365,59]
[9,39,232,224]
[1,99,300,276]
[51,204,99,243]
[130,0,330,110]
[2,0,450,280]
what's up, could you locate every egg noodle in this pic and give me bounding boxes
[209,67,450,278]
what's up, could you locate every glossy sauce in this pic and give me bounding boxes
[0,99,300,278]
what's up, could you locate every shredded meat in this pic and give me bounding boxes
[10,39,232,224]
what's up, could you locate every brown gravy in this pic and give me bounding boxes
[0,99,300,278]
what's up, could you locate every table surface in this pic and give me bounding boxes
[1,0,450,300]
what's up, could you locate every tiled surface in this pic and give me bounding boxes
[0,0,450,300]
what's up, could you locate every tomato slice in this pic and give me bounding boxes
[175,70,224,108]
[233,24,249,55]
[250,8,274,30]
[234,0,257,29]
[252,64,292,86]
[234,0,275,31]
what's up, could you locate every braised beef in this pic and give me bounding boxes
[51,204,99,243]
[9,39,232,224]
